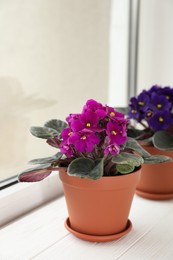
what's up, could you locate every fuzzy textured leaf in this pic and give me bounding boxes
[30,127,58,139]
[116,164,135,174]
[153,131,173,150]
[67,158,104,180]
[144,155,172,164]
[28,152,63,165]
[112,152,144,167]
[125,138,151,158]
[18,164,52,182]
[44,119,68,133]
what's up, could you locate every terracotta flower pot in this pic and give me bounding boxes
[59,167,141,242]
[136,146,173,200]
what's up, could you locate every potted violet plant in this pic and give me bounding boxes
[18,99,170,242]
[126,85,173,200]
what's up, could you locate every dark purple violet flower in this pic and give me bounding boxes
[104,143,120,155]
[128,91,150,120]
[148,110,173,131]
[136,91,150,112]
[106,121,127,145]
[159,86,173,103]
[150,93,172,111]
[148,85,162,95]
[82,99,107,119]
[128,97,143,121]
[69,130,100,153]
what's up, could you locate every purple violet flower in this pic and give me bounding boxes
[104,143,120,155]
[148,85,162,95]
[148,110,173,131]
[61,128,73,143]
[69,130,100,153]
[150,93,171,111]
[128,97,141,120]
[82,99,107,119]
[66,114,80,127]
[60,143,73,158]
[159,86,173,104]
[70,110,100,132]
[106,106,124,120]
[106,121,128,145]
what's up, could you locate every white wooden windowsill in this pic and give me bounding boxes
[1,195,173,259]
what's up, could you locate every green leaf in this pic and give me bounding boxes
[144,155,172,164]
[28,152,63,165]
[44,119,68,133]
[30,126,58,139]
[112,152,144,167]
[18,164,52,182]
[125,138,151,158]
[115,107,129,115]
[153,131,173,150]
[67,158,104,180]
[116,164,135,174]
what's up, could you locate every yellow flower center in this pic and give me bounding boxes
[138,101,144,106]
[159,117,164,122]
[166,95,170,100]
[110,112,115,117]
[157,104,162,109]
[68,131,72,136]
[111,130,117,136]
[81,135,87,140]
[86,123,91,127]
[131,109,137,113]
[147,112,152,117]
[65,147,69,150]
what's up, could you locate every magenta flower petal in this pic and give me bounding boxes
[104,143,120,155]
[60,143,73,158]
[83,99,107,119]
[106,121,128,145]
[106,106,124,119]
[69,131,100,153]
[71,117,84,132]
[80,110,98,129]
[61,128,73,141]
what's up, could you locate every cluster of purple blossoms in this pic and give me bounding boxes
[60,99,128,158]
[128,85,173,131]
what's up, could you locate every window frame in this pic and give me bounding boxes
[1,0,140,227]
[0,172,63,227]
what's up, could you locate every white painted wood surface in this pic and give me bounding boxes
[0,195,173,260]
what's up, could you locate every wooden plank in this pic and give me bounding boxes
[0,195,173,260]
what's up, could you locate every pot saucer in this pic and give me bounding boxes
[64,218,132,242]
[136,189,173,200]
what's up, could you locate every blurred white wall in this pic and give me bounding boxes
[108,0,129,106]
[137,0,173,93]
[0,0,110,180]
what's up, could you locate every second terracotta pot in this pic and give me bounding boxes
[136,146,173,200]
[59,167,141,241]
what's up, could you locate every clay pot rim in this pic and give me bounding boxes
[59,166,141,190]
